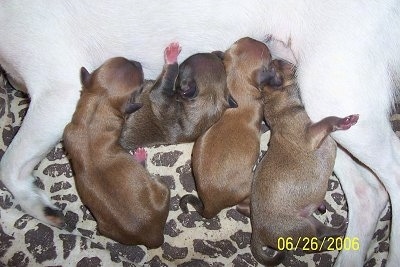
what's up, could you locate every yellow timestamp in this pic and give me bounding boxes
[277,237,360,251]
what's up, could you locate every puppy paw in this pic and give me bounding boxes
[133,147,147,166]
[336,114,359,130]
[165,42,181,64]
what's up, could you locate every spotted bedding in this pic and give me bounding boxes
[1,71,398,266]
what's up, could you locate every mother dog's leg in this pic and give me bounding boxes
[0,81,81,227]
[333,148,388,266]
[296,38,400,264]
[335,122,400,267]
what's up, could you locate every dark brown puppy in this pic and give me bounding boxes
[63,56,170,248]
[180,37,272,218]
[120,45,236,150]
[250,59,359,265]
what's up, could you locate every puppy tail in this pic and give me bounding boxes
[250,235,285,266]
[179,194,204,214]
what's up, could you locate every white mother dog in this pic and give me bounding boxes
[0,1,399,266]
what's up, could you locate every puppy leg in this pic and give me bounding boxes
[307,114,359,149]
[164,42,181,64]
[149,42,181,102]
[333,148,388,267]
[0,87,80,227]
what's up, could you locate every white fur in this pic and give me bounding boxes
[0,1,399,265]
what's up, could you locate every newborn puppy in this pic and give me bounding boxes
[250,59,359,265]
[63,57,170,248]
[120,44,236,150]
[180,37,270,218]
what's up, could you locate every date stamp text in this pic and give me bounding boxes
[277,237,360,251]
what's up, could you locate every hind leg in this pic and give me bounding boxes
[333,148,388,267]
[297,43,397,266]
[335,125,400,267]
[0,84,80,227]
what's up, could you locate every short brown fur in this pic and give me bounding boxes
[250,59,358,265]
[180,37,272,218]
[63,57,170,248]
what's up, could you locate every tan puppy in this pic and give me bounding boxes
[250,59,359,265]
[63,56,170,248]
[120,45,236,150]
[180,37,272,218]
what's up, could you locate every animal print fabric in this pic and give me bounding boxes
[0,72,398,267]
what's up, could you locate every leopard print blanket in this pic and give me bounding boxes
[1,72,398,266]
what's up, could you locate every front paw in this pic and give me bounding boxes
[164,42,182,64]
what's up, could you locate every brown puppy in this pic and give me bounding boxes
[180,37,272,218]
[120,45,236,150]
[250,59,359,265]
[63,56,170,248]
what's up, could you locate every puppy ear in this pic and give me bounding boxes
[80,67,92,87]
[212,50,224,60]
[125,102,143,114]
[227,94,238,108]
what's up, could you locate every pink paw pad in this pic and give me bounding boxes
[133,147,147,164]
[165,42,181,64]
[338,114,359,130]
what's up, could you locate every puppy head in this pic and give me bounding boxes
[80,57,144,113]
[260,59,296,93]
[224,37,274,95]
[175,52,237,121]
